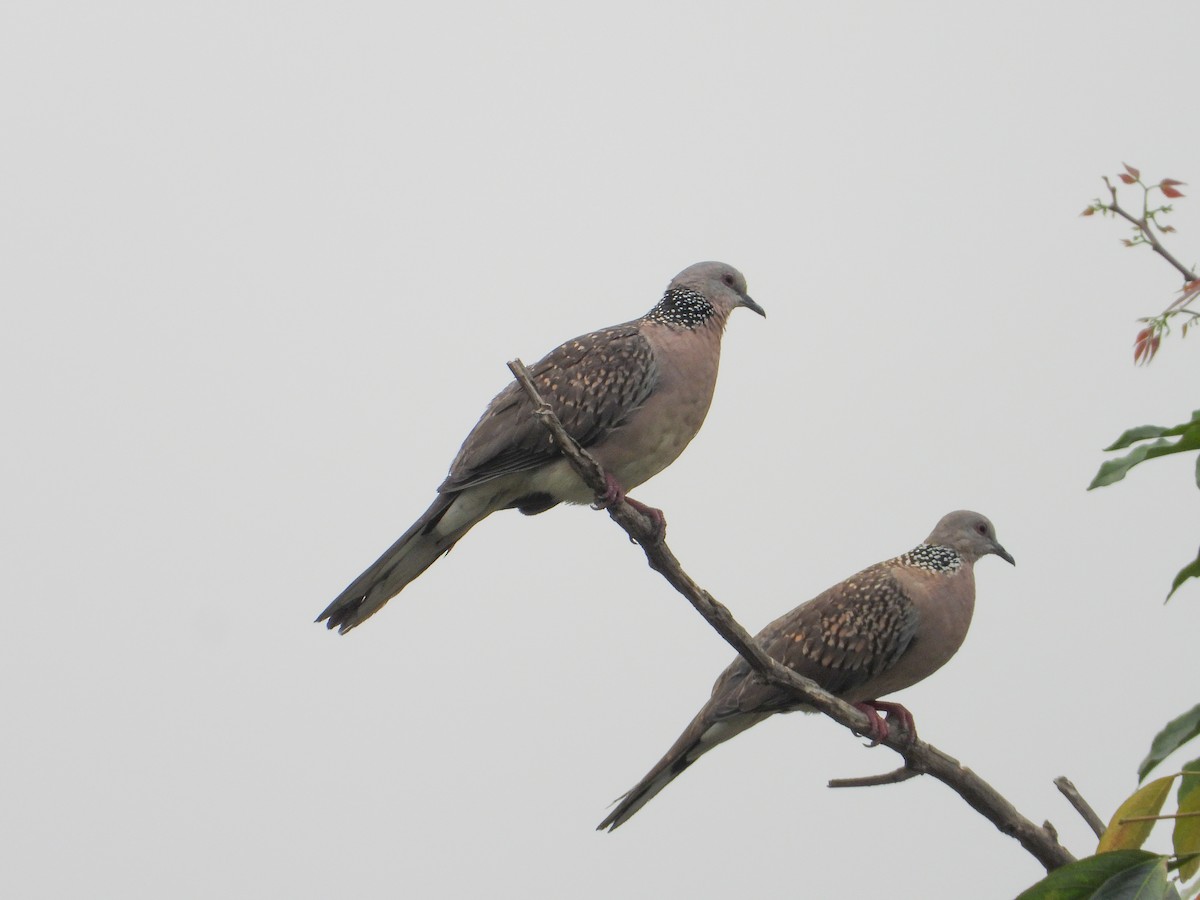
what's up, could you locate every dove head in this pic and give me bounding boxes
[645,261,765,328]
[925,510,1015,566]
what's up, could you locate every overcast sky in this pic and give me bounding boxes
[5,2,1200,898]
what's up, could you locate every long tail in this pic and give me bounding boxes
[316,491,482,634]
[597,708,767,832]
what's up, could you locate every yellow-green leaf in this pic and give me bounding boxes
[1099,777,1175,852]
[1176,759,1200,881]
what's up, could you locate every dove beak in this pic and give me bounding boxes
[740,295,766,318]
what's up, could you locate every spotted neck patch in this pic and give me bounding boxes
[897,543,962,573]
[643,287,717,328]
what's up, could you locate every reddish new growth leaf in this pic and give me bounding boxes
[1133,327,1150,363]
[1124,162,1141,180]
[1081,206,1096,216]
[1134,326,1161,365]
[1160,224,1177,233]
[1119,173,1138,185]
[1161,184,1185,199]
[1166,280,1200,312]
[1161,178,1185,187]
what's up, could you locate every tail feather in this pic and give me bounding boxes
[597,709,769,832]
[317,492,475,634]
[597,749,698,832]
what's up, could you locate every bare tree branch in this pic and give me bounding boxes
[1054,776,1107,839]
[507,358,1077,873]
[828,767,921,789]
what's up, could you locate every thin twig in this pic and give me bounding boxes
[1102,177,1198,283]
[1120,812,1200,824]
[829,767,921,789]
[1053,776,1106,839]
[506,358,1077,873]
[1044,820,1060,844]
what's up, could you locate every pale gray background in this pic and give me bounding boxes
[4,2,1200,898]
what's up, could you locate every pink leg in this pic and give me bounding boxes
[853,702,890,746]
[593,472,626,509]
[856,700,917,745]
[593,473,667,542]
[624,496,666,541]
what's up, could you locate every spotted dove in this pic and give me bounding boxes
[317,261,764,634]
[596,510,1014,831]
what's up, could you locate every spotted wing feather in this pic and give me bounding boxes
[439,322,658,493]
[707,564,921,718]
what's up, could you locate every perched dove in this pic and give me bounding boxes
[597,510,1014,831]
[318,261,764,634]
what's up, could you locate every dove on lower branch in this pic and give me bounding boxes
[597,510,1014,831]
[317,261,764,634]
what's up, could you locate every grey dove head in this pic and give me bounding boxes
[665,261,765,320]
[925,510,1015,566]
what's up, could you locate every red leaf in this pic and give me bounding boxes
[1162,185,1185,198]
[1162,178,1185,187]
[1119,173,1137,184]
[1134,327,1161,364]
[1124,162,1141,179]
[1081,207,1096,216]
[1134,328,1151,364]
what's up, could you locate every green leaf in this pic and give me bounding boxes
[1101,412,1200,451]
[1092,857,1176,900]
[1177,424,1200,447]
[1168,551,1200,601]
[1100,777,1175,852]
[1141,705,1200,781]
[1089,425,1200,489]
[1090,440,1169,488]
[1015,851,1161,899]
[1104,425,1174,451]
[1104,424,1171,448]
[1176,759,1200,881]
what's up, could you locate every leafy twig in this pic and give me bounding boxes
[1083,163,1198,363]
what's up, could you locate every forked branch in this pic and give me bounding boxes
[507,358,1076,873]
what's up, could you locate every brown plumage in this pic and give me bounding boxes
[317,262,764,634]
[597,510,1014,832]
